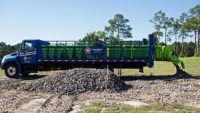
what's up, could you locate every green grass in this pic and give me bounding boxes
[118,57,200,76]
[180,57,200,75]
[83,102,200,113]
[0,69,4,76]
[117,61,176,76]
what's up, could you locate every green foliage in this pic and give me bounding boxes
[84,106,102,113]
[0,42,20,59]
[150,4,200,56]
[150,10,174,44]
[171,42,182,56]
[190,4,200,18]
[78,31,122,46]
[150,10,165,30]
[105,35,121,45]
[152,31,163,45]
[78,31,105,46]
[170,19,181,43]
[184,42,196,57]
[183,17,199,31]
[83,102,200,113]
[105,14,132,39]
[171,41,195,57]
[84,103,104,113]
[188,4,200,56]
[158,42,167,46]
[79,14,133,45]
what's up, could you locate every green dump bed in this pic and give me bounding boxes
[41,42,149,60]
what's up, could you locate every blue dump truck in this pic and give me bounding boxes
[0,34,184,78]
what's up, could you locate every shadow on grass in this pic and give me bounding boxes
[18,74,46,80]
[11,69,200,82]
[121,70,200,81]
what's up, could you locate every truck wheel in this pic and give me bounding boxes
[99,65,114,72]
[5,63,19,78]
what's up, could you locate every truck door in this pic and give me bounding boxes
[20,41,37,65]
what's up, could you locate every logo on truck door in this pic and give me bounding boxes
[84,47,92,54]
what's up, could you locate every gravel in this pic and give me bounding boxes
[0,78,21,89]
[18,68,128,95]
[0,68,200,109]
[77,78,200,108]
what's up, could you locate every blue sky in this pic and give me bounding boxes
[0,0,199,45]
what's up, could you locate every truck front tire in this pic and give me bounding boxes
[5,63,19,78]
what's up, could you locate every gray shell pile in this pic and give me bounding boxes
[20,68,127,95]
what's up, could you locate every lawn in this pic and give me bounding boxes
[117,61,176,76]
[119,57,200,76]
[0,69,3,76]
[180,57,200,75]
[83,102,200,113]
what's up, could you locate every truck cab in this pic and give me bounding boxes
[1,40,40,78]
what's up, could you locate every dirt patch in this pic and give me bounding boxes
[0,90,73,113]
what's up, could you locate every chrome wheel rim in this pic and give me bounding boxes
[7,66,16,76]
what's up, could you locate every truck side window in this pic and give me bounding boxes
[22,42,33,52]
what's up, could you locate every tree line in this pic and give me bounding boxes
[78,14,133,46]
[0,4,199,59]
[0,42,20,59]
[150,4,200,56]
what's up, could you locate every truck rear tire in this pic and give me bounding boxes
[5,63,19,78]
